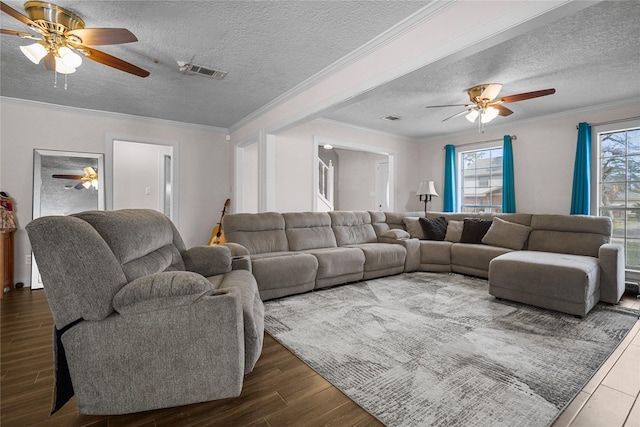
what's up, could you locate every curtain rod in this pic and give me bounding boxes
[444,135,516,149]
[578,116,640,129]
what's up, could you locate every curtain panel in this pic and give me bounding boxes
[502,135,516,213]
[570,122,592,215]
[444,144,457,212]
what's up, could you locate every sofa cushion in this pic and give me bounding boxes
[329,211,378,245]
[444,220,464,243]
[528,214,611,257]
[460,218,492,243]
[482,217,532,250]
[419,216,447,241]
[382,229,411,239]
[283,212,337,251]
[113,271,214,315]
[223,212,289,254]
[403,217,425,239]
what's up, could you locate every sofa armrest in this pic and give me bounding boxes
[225,242,250,257]
[599,243,625,304]
[112,271,216,315]
[183,245,232,277]
[378,236,421,272]
[231,255,252,272]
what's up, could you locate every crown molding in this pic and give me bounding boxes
[228,1,453,134]
[0,96,230,135]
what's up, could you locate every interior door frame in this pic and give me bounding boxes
[105,134,180,225]
[312,136,396,212]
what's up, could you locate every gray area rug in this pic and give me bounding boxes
[263,272,639,427]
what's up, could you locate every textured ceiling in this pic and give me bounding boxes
[1,1,639,140]
[0,0,429,129]
[323,0,640,140]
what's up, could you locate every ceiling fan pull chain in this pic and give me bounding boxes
[53,70,57,88]
[64,74,68,90]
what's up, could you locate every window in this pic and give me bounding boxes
[459,147,503,213]
[598,127,640,269]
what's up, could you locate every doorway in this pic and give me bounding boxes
[106,137,179,223]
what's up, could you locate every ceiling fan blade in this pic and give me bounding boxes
[43,52,55,70]
[442,108,473,122]
[77,45,150,77]
[65,28,138,46]
[499,88,556,104]
[74,182,85,190]
[425,104,470,109]
[494,105,513,116]
[479,83,502,101]
[0,1,37,27]
[1,28,39,39]
[83,166,96,176]
[53,174,84,179]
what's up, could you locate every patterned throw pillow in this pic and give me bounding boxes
[460,218,493,244]
[419,216,447,241]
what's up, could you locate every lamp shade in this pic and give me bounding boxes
[59,47,82,68]
[417,181,438,197]
[20,43,48,64]
[481,106,500,123]
[465,109,479,123]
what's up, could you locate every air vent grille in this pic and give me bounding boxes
[177,62,227,79]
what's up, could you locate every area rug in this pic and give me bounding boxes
[263,272,639,427]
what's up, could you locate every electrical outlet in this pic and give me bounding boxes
[25,254,31,265]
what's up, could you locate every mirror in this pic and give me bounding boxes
[31,149,105,289]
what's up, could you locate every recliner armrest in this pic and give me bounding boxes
[599,243,625,304]
[183,245,232,277]
[378,236,420,272]
[113,271,216,315]
[224,242,250,257]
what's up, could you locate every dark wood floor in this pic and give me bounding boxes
[1,288,382,427]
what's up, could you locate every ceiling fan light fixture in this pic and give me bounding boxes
[465,109,479,123]
[54,55,76,74]
[20,42,47,64]
[58,46,82,68]
[481,106,499,123]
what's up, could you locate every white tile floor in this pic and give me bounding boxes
[552,295,640,427]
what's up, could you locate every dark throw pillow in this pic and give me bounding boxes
[460,218,493,244]
[418,216,447,241]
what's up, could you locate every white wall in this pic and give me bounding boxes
[0,98,230,286]
[418,102,640,214]
[113,140,171,211]
[273,120,422,213]
[337,149,387,211]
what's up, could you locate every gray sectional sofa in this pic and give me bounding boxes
[223,210,625,317]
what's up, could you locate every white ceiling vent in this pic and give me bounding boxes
[177,61,227,80]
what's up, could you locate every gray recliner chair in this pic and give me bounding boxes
[26,209,264,415]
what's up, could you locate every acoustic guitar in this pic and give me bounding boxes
[208,198,230,245]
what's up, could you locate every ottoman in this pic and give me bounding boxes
[488,251,600,317]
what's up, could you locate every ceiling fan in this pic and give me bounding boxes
[53,166,98,190]
[0,1,149,77]
[425,83,555,131]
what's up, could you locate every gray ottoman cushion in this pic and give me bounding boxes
[489,251,600,317]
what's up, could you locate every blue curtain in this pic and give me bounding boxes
[570,122,592,215]
[444,144,457,212]
[502,135,516,213]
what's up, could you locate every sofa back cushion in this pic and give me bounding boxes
[223,212,289,254]
[329,211,378,246]
[283,212,337,251]
[73,209,186,281]
[528,214,611,257]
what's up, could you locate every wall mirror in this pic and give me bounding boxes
[31,149,105,289]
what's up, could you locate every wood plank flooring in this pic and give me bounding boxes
[1,288,638,427]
